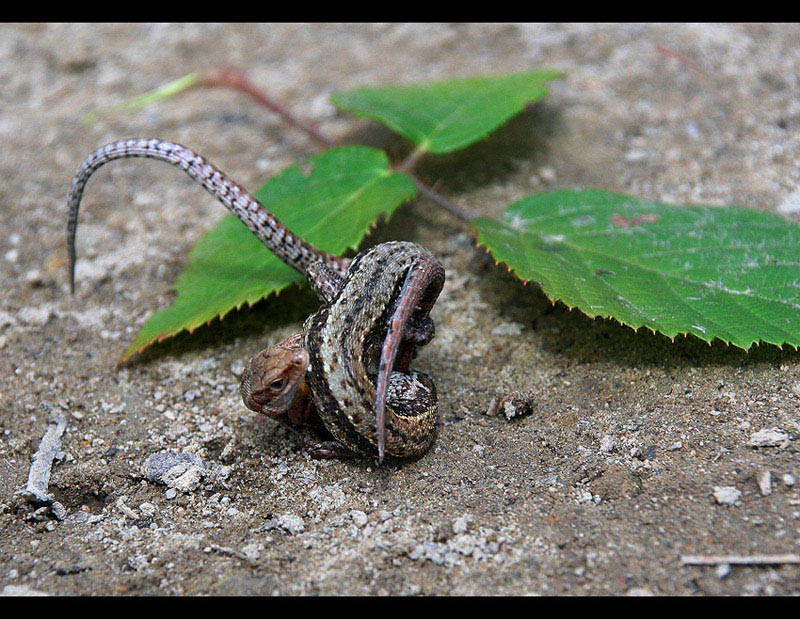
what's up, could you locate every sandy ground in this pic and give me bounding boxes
[2,23,800,595]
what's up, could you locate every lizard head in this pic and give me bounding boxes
[239,334,309,418]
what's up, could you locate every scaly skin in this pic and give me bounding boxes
[240,333,311,424]
[303,241,444,460]
[66,139,445,460]
[66,138,349,293]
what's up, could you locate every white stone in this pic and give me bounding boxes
[777,190,800,214]
[748,428,790,448]
[17,306,53,326]
[162,463,204,492]
[1,584,49,596]
[277,514,304,535]
[713,486,742,505]
[599,435,616,453]
[756,470,772,496]
[453,514,473,534]
[491,321,524,336]
[626,587,654,596]
[241,542,262,561]
[350,510,368,528]
[309,485,346,513]
[139,502,157,517]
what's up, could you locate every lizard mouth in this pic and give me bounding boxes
[239,351,307,418]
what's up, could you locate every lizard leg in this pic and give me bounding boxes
[374,256,445,461]
[302,437,360,460]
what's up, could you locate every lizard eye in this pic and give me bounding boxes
[269,378,285,391]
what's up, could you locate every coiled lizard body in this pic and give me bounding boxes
[66,138,445,460]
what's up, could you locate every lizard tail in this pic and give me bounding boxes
[66,138,349,294]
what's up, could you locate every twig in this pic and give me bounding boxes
[681,554,800,567]
[199,69,334,148]
[199,69,472,224]
[412,178,473,223]
[397,144,429,173]
[17,402,67,520]
[206,543,260,567]
[654,43,706,76]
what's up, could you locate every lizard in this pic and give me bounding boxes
[240,331,438,459]
[241,247,445,459]
[65,138,445,460]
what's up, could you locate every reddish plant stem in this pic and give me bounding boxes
[199,69,473,224]
[200,70,335,148]
[654,43,705,75]
[411,178,473,223]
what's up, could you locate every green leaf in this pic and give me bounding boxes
[472,189,800,350]
[330,70,563,154]
[123,145,417,361]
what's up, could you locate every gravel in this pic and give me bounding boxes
[2,23,800,596]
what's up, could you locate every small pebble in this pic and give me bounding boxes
[599,435,616,454]
[626,587,654,596]
[783,474,796,487]
[538,166,556,183]
[453,514,473,534]
[636,445,657,461]
[17,306,52,326]
[165,488,177,500]
[350,510,368,528]
[139,502,157,517]
[274,514,304,535]
[1,584,49,596]
[756,470,772,496]
[115,497,139,520]
[778,191,800,215]
[713,486,742,505]
[624,147,648,161]
[491,321,523,336]
[241,542,261,561]
[24,269,43,286]
[715,563,731,579]
[748,428,790,448]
